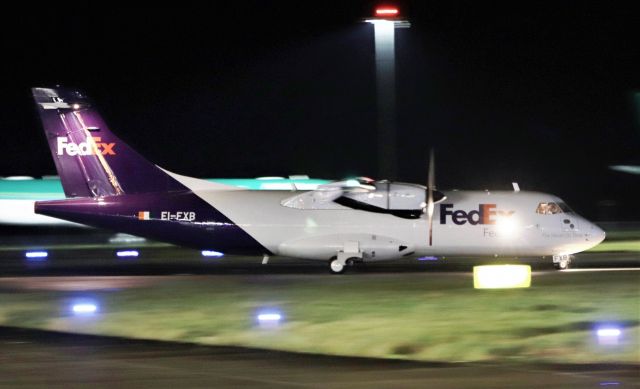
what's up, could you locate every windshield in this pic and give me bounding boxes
[557,202,574,213]
[536,201,573,215]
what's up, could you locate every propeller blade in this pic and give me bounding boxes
[427,150,435,246]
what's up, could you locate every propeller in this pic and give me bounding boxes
[427,149,435,246]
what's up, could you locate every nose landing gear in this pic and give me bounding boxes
[553,254,573,270]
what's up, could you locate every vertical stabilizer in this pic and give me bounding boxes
[33,87,186,197]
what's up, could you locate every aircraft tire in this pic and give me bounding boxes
[329,258,346,274]
[554,257,571,270]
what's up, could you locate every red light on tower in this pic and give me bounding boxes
[375,7,399,16]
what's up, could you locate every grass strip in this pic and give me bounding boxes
[0,271,638,364]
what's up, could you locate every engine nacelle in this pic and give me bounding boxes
[335,181,445,219]
[342,181,426,210]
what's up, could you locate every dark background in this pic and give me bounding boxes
[1,2,638,220]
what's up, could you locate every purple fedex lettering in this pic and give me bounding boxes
[440,204,455,224]
[452,210,467,225]
[440,203,506,225]
[468,209,481,224]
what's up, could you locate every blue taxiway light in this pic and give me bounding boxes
[257,313,282,322]
[596,326,622,345]
[71,303,98,315]
[25,251,48,261]
[597,328,621,337]
[201,250,224,257]
[256,309,283,328]
[116,250,139,258]
[417,256,438,261]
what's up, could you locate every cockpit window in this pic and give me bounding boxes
[536,202,564,215]
[557,202,574,213]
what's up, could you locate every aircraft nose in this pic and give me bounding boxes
[589,223,606,244]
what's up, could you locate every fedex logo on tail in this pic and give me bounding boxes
[56,137,116,156]
[440,204,514,225]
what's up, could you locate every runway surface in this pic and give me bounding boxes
[0,267,638,292]
[1,244,639,276]
[1,326,637,388]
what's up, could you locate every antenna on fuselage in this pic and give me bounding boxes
[512,182,521,192]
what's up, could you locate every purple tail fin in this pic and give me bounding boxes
[32,87,186,198]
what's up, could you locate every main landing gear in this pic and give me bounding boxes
[553,254,573,270]
[329,257,359,274]
[329,242,363,274]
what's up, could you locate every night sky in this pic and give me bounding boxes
[1,2,638,220]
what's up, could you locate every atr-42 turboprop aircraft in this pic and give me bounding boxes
[32,87,605,273]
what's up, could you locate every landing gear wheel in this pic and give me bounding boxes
[330,258,346,274]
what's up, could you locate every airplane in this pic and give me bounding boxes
[0,175,329,226]
[31,87,606,273]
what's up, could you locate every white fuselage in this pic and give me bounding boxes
[184,181,605,261]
